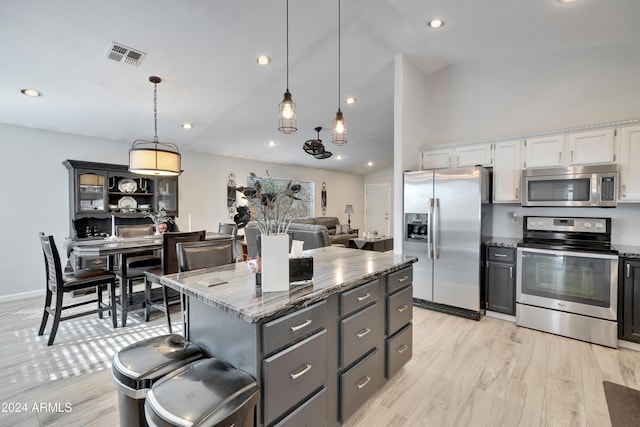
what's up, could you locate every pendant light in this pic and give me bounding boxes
[332,0,347,146]
[129,76,181,176]
[278,0,297,134]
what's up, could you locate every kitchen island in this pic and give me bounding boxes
[161,246,416,426]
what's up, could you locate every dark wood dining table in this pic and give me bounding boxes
[71,237,162,327]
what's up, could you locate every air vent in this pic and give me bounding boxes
[105,42,146,67]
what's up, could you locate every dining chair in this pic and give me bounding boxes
[177,238,235,272]
[144,231,206,332]
[218,222,239,261]
[115,224,161,295]
[38,233,117,346]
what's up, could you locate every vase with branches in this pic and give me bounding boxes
[144,209,174,235]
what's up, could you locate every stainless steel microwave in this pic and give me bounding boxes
[522,164,618,207]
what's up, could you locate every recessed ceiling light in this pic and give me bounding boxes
[557,0,577,3]
[267,140,277,147]
[256,55,272,65]
[181,123,193,129]
[336,155,344,160]
[345,97,356,105]
[367,161,373,166]
[21,88,42,97]
[427,19,445,29]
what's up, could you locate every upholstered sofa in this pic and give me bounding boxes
[244,222,332,259]
[290,216,357,246]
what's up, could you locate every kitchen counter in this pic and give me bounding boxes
[483,237,521,248]
[161,245,417,322]
[615,244,640,259]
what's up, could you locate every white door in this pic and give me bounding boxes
[365,183,390,236]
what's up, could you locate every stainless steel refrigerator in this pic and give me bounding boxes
[403,167,491,319]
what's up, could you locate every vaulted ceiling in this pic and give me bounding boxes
[2,0,639,174]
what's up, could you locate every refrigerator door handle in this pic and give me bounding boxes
[434,198,440,259]
[427,198,434,259]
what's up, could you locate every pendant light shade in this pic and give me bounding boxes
[332,0,347,146]
[129,76,181,176]
[278,0,297,134]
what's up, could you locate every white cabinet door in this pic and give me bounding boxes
[493,140,523,203]
[567,128,615,165]
[618,125,640,202]
[421,148,453,170]
[524,135,564,168]
[454,144,493,167]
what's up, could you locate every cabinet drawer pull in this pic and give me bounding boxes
[494,253,507,257]
[397,275,409,282]
[356,376,371,389]
[627,263,631,278]
[290,319,312,332]
[509,266,513,279]
[290,364,312,380]
[397,344,409,354]
[356,293,371,302]
[397,304,409,313]
[356,328,371,338]
[92,258,104,265]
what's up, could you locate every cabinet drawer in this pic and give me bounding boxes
[81,256,108,270]
[386,323,412,379]
[274,387,327,427]
[263,330,327,426]
[340,348,383,422]
[341,280,379,316]
[263,300,327,355]
[341,302,383,369]
[387,267,412,294]
[488,247,515,263]
[387,285,413,336]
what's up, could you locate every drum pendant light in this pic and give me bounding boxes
[278,0,297,134]
[332,0,347,146]
[129,76,182,176]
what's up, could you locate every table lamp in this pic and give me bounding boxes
[344,204,354,228]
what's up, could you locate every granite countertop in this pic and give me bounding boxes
[161,246,417,323]
[482,237,521,248]
[615,244,640,259]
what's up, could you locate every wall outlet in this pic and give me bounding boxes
[511,212,520,224]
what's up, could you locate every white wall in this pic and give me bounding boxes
[0,123,364,300]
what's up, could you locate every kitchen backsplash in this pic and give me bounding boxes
[491,203,640,245]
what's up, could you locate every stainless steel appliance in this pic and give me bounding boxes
[521,164,618,207]
[516,216,619,347]
[404,167,491,320]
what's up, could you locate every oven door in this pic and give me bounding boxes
[516,247,618,320]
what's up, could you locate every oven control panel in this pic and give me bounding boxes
[525,217,608,234]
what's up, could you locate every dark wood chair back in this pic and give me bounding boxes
[177,238,234,272]
[161,230,206,274]
[40,233,63,291]
[218,223,237,235]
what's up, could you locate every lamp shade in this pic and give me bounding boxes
[344,204,354,214]
[129,141,181,176]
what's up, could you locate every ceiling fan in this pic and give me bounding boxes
[302,126,333,159]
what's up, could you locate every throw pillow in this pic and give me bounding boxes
[337,224,350,234]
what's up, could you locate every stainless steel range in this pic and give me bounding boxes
[516,216,619,348]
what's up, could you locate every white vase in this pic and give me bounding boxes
[260,234,290,292]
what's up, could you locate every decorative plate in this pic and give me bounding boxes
[117,196,138,209]
[118,179,137,193]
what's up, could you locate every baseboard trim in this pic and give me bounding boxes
[0,289,44,303]
[485,310,516,323]
[618,339,640,352]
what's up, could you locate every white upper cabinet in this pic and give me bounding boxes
[523,135,565,168]
[421,144,492,170]
[566,128,616,165]
[493,140,523,203]
[618,125,640,202]
[421,148,453,170]
[524,128,616,168]
[455,144,493,167]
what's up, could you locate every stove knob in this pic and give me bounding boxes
[537,221,544,226]
[595,222,604,229]
[583,222,592,229]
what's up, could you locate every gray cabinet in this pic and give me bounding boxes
[485,247,516,315]
[621,259,640,343]
[385,267,413,379]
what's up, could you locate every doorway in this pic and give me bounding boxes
[365,183,391,236]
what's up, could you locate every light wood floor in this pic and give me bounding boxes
[1,293,640,427]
